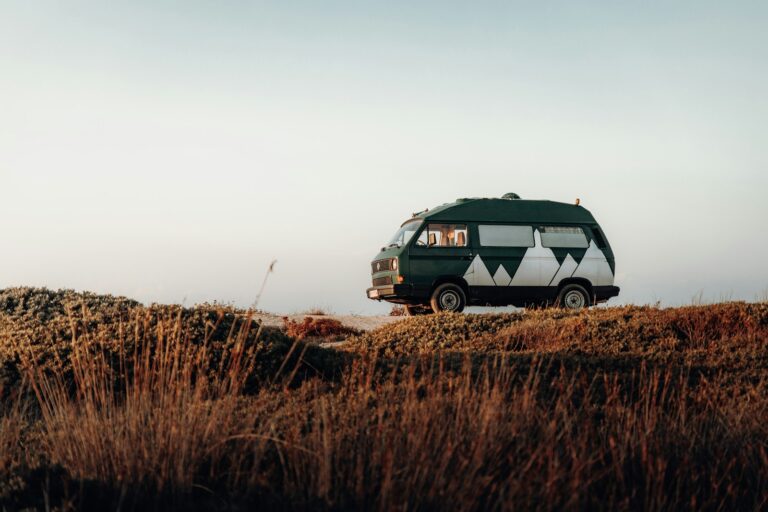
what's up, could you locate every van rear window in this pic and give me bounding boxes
[478,225,534,247]
[540,226,589,248]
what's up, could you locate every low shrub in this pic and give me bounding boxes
[282,316,359,341]
[346,304,768,375]
[389,305,406,317]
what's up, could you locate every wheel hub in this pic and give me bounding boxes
[440,291,459,311]
[564,290,585,309]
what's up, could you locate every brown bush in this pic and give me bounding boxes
[282,316,359,341]
[389,305,406,316]
[0,288,347,399]
[346,304,768,374]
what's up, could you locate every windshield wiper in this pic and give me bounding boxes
[386,243,400,249]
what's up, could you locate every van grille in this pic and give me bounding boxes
[372,276,392,287]
[371,259,393,274]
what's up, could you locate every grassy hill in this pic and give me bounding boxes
[1,288,767,511]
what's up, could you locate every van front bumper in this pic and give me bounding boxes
[366,284,429,303]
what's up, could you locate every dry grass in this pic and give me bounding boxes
[0,387,29,501]
[22,309,259,494]
[273,359,768,511]
[1,288,767,510]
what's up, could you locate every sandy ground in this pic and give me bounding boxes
[251,312,403,332]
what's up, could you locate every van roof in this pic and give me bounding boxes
[409,197,598,225]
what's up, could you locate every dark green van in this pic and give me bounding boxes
[367,194,619,314]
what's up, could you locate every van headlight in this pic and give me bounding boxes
[391,258,398,271]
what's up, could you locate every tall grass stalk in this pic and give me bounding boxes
[20,307,272,496]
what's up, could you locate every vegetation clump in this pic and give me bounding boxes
[346,311,523,356]
[0,288,335,395]
[347,304,768,373]
[1,287,767,510]
[389,305,406,316]
[282,316,360,341]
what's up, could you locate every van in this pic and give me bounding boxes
[367,194,619,314]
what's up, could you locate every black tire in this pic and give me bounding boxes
[556,284,591,310]
[405,304,433,316]
[430,283,466,313]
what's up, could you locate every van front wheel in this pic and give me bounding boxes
[430,284,466,313]
[557,284,591,310]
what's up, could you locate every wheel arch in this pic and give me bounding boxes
[556,277,594,299]
[431,275,470,296]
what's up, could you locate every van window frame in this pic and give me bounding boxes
[588,225,608,249]
[538,224,590,249]
[409,222,470,249]
[476,223,535,248]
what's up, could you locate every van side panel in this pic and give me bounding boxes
[460,224,616,305]
[463,224,527,287]
[570,241,615,286]
[407,223,473,294]
[467,286,558,307]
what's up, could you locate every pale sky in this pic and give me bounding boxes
[1,1,766,314]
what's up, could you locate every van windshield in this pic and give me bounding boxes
[386,220,422,248]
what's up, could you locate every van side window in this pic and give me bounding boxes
[416,224,468,247]
[540,226,589,248]
[478,225,534,247]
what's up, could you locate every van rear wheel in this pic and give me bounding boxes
[405,305,433,316]
[557,284,591,310]
[430,283,466,313]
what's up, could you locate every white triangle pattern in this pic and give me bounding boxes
[541,251,560,285]
[463,254,495,286]
[548,253,578,286]
[492,264,512,286]
[510,230,557,286]
[571,240,615,286]
[461,235,614,288]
